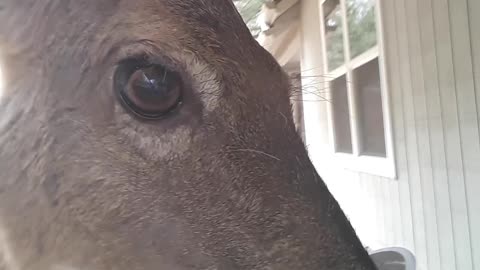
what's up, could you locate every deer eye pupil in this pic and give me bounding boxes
[115,61,183,119]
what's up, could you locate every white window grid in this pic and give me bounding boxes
[318,0,397,178]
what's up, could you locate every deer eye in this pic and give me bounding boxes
[115,60,183,119]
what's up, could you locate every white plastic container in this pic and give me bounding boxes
[369,247,416,270]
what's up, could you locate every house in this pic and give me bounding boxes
[253,0,480,270]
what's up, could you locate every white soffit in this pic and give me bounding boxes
[260,0,300,27]
[256,0,301,66]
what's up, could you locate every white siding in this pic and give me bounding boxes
[299,0,480,269]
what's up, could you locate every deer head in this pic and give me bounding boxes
[0,1,377,269]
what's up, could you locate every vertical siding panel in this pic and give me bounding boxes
[396,0,428,268]
[369,176,380,246]
[380,0,415,253]
[369,176,382,248]
[390,181,402,247]
[372,175,383,249]
[382,179,394,247]
[378,178,387,247]
[354,173,367,246]
[357,173,371,248]
[405,0,443,268]
[367,176,381,250]
[468,0,480,140]
[448,0,480,269]
[380,179,389,246]
[466,0,480,268]
[381,179,390,246]
[360,174,377,248]
[367,176,380,249]
[356,173,376,249]
[417,0,457,269]
[345,172,361,231]
[432,0,474,269]
[377,178,386,247]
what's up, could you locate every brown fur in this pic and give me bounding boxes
[0,1,377,269]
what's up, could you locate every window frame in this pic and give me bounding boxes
[318,0,397,179]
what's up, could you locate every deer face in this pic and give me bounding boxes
[0,1,376,269]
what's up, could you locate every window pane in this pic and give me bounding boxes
[346,0,377,58]
[323,0,345,71]
[331,75,353,153]
[354,58,386,157]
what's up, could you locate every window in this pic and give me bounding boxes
[319,0,396,178]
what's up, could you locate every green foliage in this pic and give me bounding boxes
[325,8,345,70]
[325,0,377,70]
[234,0,264,38]
[346,0,377,58]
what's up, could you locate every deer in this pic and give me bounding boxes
[0,1,378,269]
